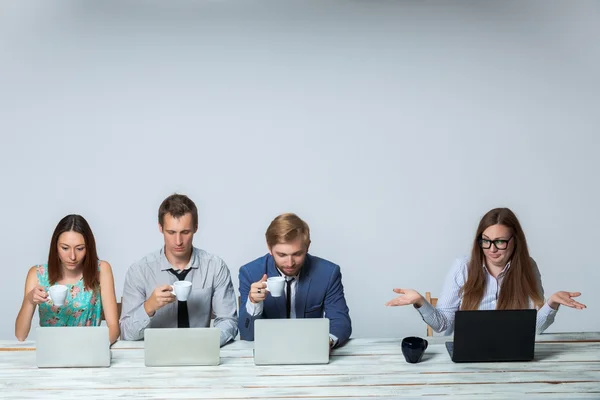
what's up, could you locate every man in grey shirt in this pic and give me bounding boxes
[120,194,238,346]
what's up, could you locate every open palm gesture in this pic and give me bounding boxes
[386,288,424,307]
[548,291,586,310]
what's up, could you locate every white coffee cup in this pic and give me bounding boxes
[48,285,68,307]
[170,281,192,301]
[266,276,285,297]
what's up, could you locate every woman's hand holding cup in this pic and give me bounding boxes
[27,285,48,305]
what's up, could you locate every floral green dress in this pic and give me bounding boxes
[36,264,102,327]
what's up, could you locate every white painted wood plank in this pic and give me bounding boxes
[2,344,599,369]
[2,382,600,400]
[2,331,600,350]
[1,334,599,399]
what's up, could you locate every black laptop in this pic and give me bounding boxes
[445,309,536,363]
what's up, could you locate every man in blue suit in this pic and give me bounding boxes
[238,213,352,348]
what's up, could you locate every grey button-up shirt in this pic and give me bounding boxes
[120,247,238,346]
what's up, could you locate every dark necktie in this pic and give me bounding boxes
[285,277,294,319]
[168,268,192,328]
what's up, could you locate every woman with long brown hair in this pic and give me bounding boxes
[15,215,120,343]
[386,207,586,334]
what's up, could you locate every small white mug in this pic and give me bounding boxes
[170,281,192,301]
[48,285,68,307]
[266,277,285,297]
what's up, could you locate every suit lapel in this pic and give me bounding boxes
[267,255,286,318]
[295,255,312,318]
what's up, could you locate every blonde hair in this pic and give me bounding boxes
[265,213,310,248]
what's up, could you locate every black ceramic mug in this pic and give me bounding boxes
[401,336,428,363]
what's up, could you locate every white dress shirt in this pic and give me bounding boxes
[417,256,558,335]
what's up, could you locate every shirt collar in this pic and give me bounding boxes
[159,247,198,271]
[482,260,511,276]
[276,267,300,281]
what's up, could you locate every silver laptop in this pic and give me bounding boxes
[144,328,220,367]
[36,326,111,368]
[254,318,330,365]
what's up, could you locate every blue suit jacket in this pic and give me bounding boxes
[238,253,352,346]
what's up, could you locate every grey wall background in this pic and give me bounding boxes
[1,0,598,341]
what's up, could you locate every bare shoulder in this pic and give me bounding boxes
[99,260,114,275]
[25,265,40,287]
[27,265,38,276]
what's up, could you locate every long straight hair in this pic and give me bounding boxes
[460,208,543,310]
[47,215,100,291]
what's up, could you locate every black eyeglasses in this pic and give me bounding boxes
[478,236,513,250]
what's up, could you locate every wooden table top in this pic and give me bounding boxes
[1,332,599,399]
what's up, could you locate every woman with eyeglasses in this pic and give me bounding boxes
[386,207,586,334]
